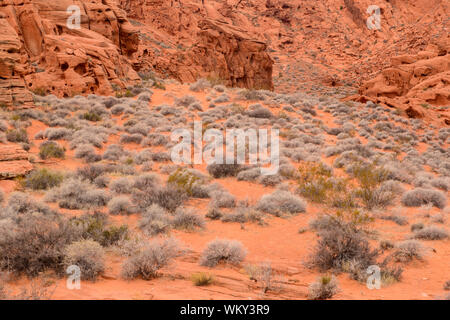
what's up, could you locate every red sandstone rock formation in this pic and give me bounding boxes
[121,0,274,90]
[0,0,140,104]
[0,144,33,178]
[359,40,450,124]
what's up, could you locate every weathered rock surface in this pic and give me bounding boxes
[0,0,275,105]
[359,41,450,125]
[0,0,140,104]
[0,144,33,178]
[122,0,274,90]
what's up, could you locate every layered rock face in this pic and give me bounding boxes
[0,144,33,178]
[0,0,140,105]
[359,40,450,124]
[121,0,273,90]
[0,0,274,105]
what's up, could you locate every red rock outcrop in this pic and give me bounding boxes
[0,144,33,178]
[0,0,140,104]
[359,40,450,124]
[121,0,274,90]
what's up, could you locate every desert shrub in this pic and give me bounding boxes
[171,207,205,231]
[132,184,187,212]
[0,214,80,276]
[308,275,339,300]
[309,215,336,231]
[200,239,247,267]
[74,144,101,162]
[392,240,425,263]
[256,190,306,216]
[444,280,450,291]
[108,196,135,215]
[401,188,447,209]
[309,219,378,273]
[141,133,169,147]
[356,187,395,210]
[221,207,265,224]
[168,168,207,197]
[24,168,63,190]
[247,104,272,118]
[411,223,424,232]
[76,163,113,183]
[139,204,171,236]
[63,240,105,281]
[111,104,125,115]
[213,94,230,104]
[119,133,144,144]
[244,262,283,293]
[431,213,445,224]
[102,144,129,161]
[297,162,351,206]
[412,226,448,240]
[207,163,241,178]
[132,173,160,190]
[209,190,236,208]
[0,120,8,132]
[379,240,394,250]
[380,214,408,226]
[39,141,65,160]
[237,168,261,182]
[189,79,211,92]
[238,89,266,101]
[70,212,128,246]
[151,151,171,162]
[309,210,372,233]
[45,178,111,209]
[191,272,214,286]
[137,92,152,102]
[174,95,198,107]
[351,163,389,188]
[40,127,72,140]
[430,177,450,191]
[351,163,393,209]
[258,173,283,186]
[121,239,181,280]
[6,128,28,143]
[2,192,54,216]
[205,207,223,220]
[110,177,132,194]
[81,112,101,122]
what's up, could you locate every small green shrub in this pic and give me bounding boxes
[191,272,214,286]
[82,112,102,122]
[70,213,128,247]
[6,128,29,143]
[39,142,65,160]
[168,168,200,196]
[24,168,63,190]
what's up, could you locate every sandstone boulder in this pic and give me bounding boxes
[0,144,33,179]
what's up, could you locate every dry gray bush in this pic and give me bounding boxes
[200,239,247,267]
[63,240,105,281]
